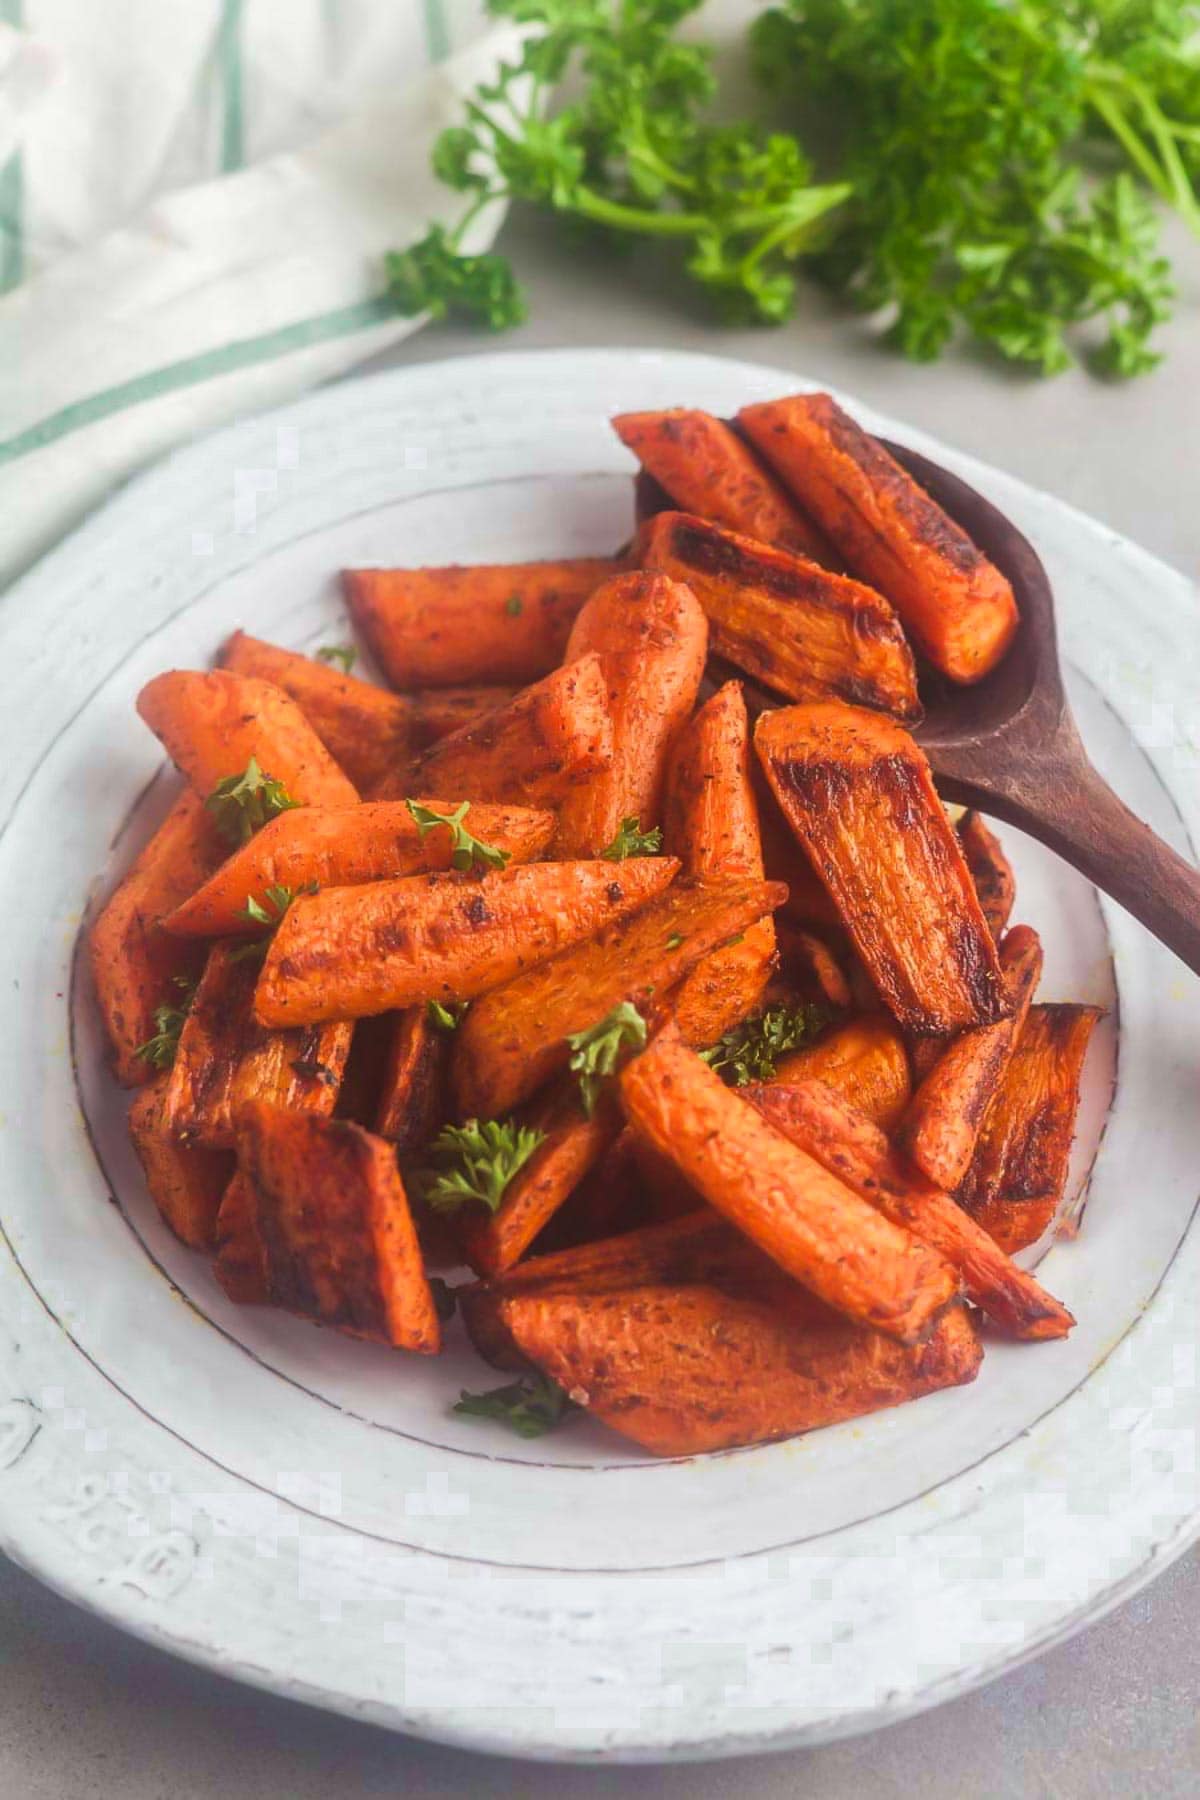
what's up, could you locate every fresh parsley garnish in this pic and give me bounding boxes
[453,1372,577,1439]
[315,644,357,673]
[406,799,511,873]
[599,816,663,861]
[504,594,524,617]
[567,1001,649,1116]
[236,882,317,930]
[700,1001,829,1087]
[417,1118,547,1214]
[205,757,299,848]
[134,975,197,1071]
[426,999,466,1032]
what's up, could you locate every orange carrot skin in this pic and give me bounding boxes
[554,572,708,858]
[898,924,1043,1191]
[498,1281,982,1456]
[375,654,615,807]
[619,1024,960,1342]
[89,790,226,1085]
[453,878,786,1120]
[772,1014,911,1130]
[638,512,921,720]
[756,702,1009,1035]
[374,1007,449,1149]
[408,686,517,745]
[745,1077,1074,1340]
[613,409,836,565]
[342,557,618,688]
[212,1170,269,1304]
[137,670,359,808]
[127,1080,234,1249]
[776,923,853,1010]
[164,798,555,937]
[237,1102,439,1351]
[958,1003,1103,1252]
[255,855,679,1028]
[958,810,1016,942]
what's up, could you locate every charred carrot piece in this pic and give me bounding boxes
[776,923,853,1010]
[772,1013,911,1130]
[89,790,226,1086]
[898,925,1043,1191]
[127,1079,234,1249]
[164,798,554,937]
[554,573,707,858]
[958,1003,1102,1252]
[212,1171,269,1304]
[619,1023,959,1342]
[756,702,1009,1035]
[453,878,786,1119]
[162,944,352,1148]
[499,1281,981,1456]
[237,1102,439,1351]
[958,810,1016,942]
[638,512,921,720]
[255,855,677,1029]
[746,1077,1074,1340]
[613,408,836,564]
[343,557,618,688]
[739,392,1019,684]
[375,654,615,807]
[137,670,360,809]
[374,1007,449,1149]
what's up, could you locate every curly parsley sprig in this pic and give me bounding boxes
[134,975,197,1071]
[599,816,663,861]
[454,1372,577,1438]
[417,1117,547,1214]
[700,1000,829,1087]
[406,799,512,873]
[205,758,299,848]
[567,1001,649,1116]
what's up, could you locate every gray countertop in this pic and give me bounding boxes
[3,205,1197,1797]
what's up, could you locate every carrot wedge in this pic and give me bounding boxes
[613,408,836,564]
[554,572,708,857]
[374,1007,449,1149]
[958,810,1016,942]
[375,654,614,807]
[773,1013,911,1130]
[745,1078,1074,1340]
[212,1171,269,1304]
[162,944,352,1148]
[163,798,554,937]
[407,686,517,745]
[88,790,226,1085]
[898,925,1044,1191]
[137,670,360,809]
[343,557,618,688]
[958,1003,1103,1252]
[127,1080,233,1249]
[638,512,921,720]
[619,1023,959,1342]
[756,702,1009,1034]
[255,856,679,1028]
[237,1102,439,1351]
[739,392,1019,684]
[500,1282,982,1455]
[453,878,786,1119]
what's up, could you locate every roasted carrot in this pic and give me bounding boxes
[898,925,1043,1191]
[756,774,843,930]
[756,703,1009,1034]
[89,790,225,1086]
[374,1007,449,1149]
[739,392,1019,684]
[375,654,615,807]
[772,1013,911,1130]
[958,1003,1102,1252]
[255,855,677,1028]
[163,798,555,937]
[619,1023,959,1342]
[745,1078,1074,1339]
[499,1281,981,1455]
[162,944,352,1148]
[212,1171,269,1305]
[453,878,786,1119]
[638,512,921,720]
[408,686,517,744]
[958,810,1017,942]
[137,670,360,810]
[237,1102,439,1351]
[776,923,853,1010]
[127,1080,233,1249]
[554,572,708,857]
[612,408,836,564]
[343,557,618,688]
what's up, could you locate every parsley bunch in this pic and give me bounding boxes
[418,1117,547,1213]
[700,1000,828,1086]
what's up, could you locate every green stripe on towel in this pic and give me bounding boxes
[218,0,245,171]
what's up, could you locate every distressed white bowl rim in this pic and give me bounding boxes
[0,348,1197,1764]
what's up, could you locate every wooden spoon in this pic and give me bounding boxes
[883,440,1200,975]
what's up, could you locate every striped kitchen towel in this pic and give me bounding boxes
[0,1,520,590]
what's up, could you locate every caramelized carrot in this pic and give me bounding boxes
[407,686,516,744]
[739,392,1019,683]
[554,572,707,857]
[756,702,1009,1034]
[638,512,921,719]
[958,810,1017,941]
[772,1013,911,1130]
[212,1170,269,1304]
[776,923,853,1010]
[374,1007,449,1149]
[127,1080,233,1249]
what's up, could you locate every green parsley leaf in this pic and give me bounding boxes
[315,644,357,673]
[386,225,527,330]
[700,1001,829,1087]
[453,1372,577,1439]
[504,594,524,617]
[417,1118,547,1214]
[665,932,685,950]
[426,999,466,1032]
[205,757,299,848]
[599,816,663,861]
[406,798,512,873]
[235,882,318,930]
[134,974,197,1071]
[567,1001,649,1116]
